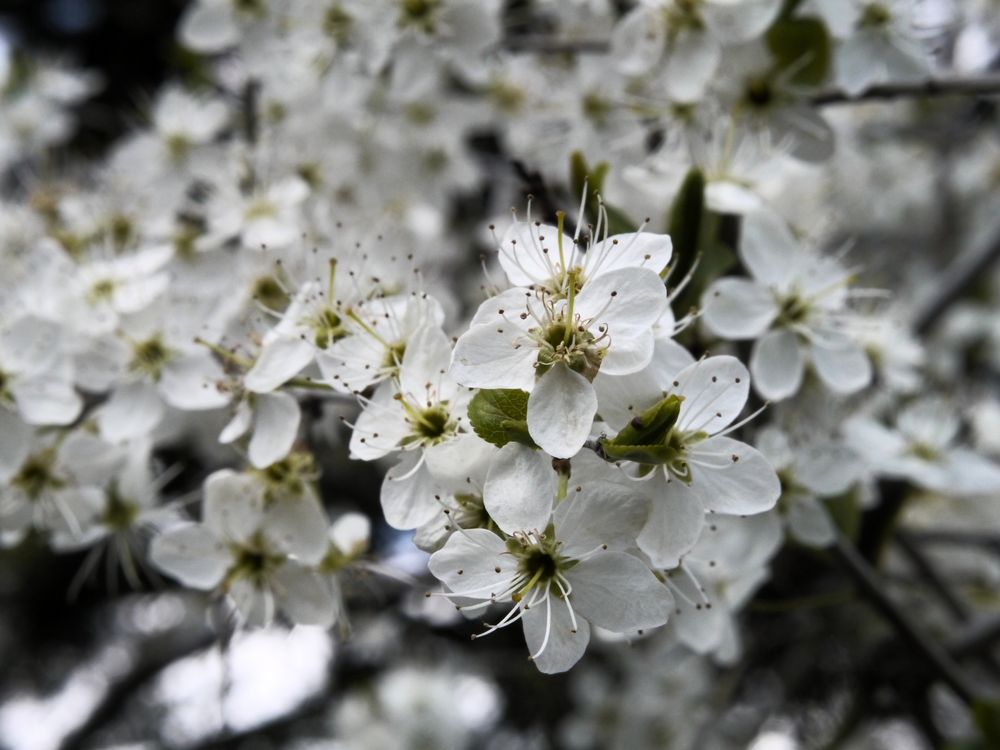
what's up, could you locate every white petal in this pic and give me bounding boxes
[450,320,537,391]
[424,433,496,489]
[586,232,672,277]
[598,331,655,376]
[593,369,664,432]
[687,436,782,515]
[787,495,836,547]
[701,278,778,339]
[248,392,301,469]
[750,329,805,401]
[522,595,591,674]
[664,28,720,103]
[349,382,409,461]
[574,267,667,335]
[674,356,750,434]
[179,2,239,53]
[229,578,273,627]
[555,480,649,557]
[398,325,453,402]
[703,0,782,42]
[159,353,229,410]
[12,375,83,426]
[610,6,663,75]
[740,208,802,289]
[428,527,508,595]
[150,524,229,589]
[484,443,557,535]
[272,563,336,627]
[219,398,253,444]
[329,512,371,557]
[98,382,165,442]
[636,475,706,568]
[202,469,266,543]
[566,552,672,632]
[380,454,445,530]
[810,340,872,394]
[0,315,62,374]
[527,364,598,459]
[244,337,315,393]
[497,221,571,288]
[264,492,330,565]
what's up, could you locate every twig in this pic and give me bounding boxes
[908,530,1000,554]
[812,75,1000,106]
[831,530,980,705]
[949,614,1000,659]
[895,530,971,621]
[912,232,1000,334]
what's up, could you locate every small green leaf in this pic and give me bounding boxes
[467,389,538,449]
[597,395,684,465]
[666,167,705,270]
[766,18,832,87]
[974,700,1000,746]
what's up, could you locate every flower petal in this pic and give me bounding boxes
[248,392,301,469]
[687,436,782,515]
[566,552,672,632]
[702,278,778,339]
[522,594,591,674]
[150,524,229,589]
[527,364,598,459]
[750,330,805,401]
[674,356,750,434]
[484,443,557,535]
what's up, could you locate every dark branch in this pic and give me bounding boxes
[912,232,1000,334]
[812,75,1000,105]
[831,531,980,705]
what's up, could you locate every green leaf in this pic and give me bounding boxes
[666,167,705,271]
[597,395,684,465]
[766,18,832,87]
[467,389,538,449]
[974,700,1000,746]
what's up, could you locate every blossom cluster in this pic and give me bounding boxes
[2,0,1000,702]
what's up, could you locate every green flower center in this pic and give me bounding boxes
[323,3,353,41]
[398,0,440,32]
[251,274,290,312]
[102,485,139,530]
[859,3,891,27]
[129,335,172,380]
[308,306,347,349]
[13,450,63,500]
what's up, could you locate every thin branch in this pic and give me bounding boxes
[812,75,1000,106]
[949,614,1000,659]
[913,232,1000,334]
[831,531,980,705]
[895,530,971,621]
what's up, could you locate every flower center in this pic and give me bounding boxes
[102,484,139,530]
[253,450,316,501]
[859,3,891,27]
[398,0,440,32]
[13,450,63,500]
[129,335,172,380]
[323,3,353,42]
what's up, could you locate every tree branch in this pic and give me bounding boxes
[812,75,1000,106]
[912,232,1000,334]
[831,531,980,705]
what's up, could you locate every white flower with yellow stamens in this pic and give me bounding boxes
[702,208,873,401]
[429,453,671,674]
